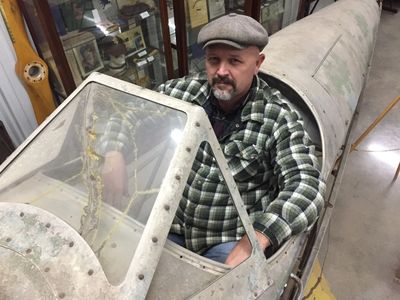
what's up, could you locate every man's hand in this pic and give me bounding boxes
[224,231,271,267]
[102,151,128,209]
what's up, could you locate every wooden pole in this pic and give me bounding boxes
[351,95,400,152]
[393,162,400,182]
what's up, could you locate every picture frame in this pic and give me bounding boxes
[118,25,146,55]
[116,0,155,10]
[73,40,104,77]
[208,0,225,20]
[187,0,209,28]
[261,0,284,34]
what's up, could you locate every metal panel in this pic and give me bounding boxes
[260,0,380,178]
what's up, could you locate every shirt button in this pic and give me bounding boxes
[235,123,240,128]
[251,154,256,159]
[197,180,202,185]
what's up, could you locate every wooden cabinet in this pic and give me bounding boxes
[19,0,173,100]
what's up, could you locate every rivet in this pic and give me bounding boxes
[152,237,158,243]
[138,274,144,280]
[44,267,50,272]
[59,292,65,298]
[88,269,94,276]
[20,212,24,217]
[175,175,181,180]
[26,248,32,254]
[6,237,11,242]
[186,147,191,152]
[164,204,170,211]
[69,241,74,247]
[45,223,51,228]
[195,122,200,127]
[254,292,258,297]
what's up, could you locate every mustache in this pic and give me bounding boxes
[212,76,236,88]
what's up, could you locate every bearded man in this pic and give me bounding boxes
[101,13,325,267]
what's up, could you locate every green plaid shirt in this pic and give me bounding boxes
[99,72,325,254]
[157,73,325,253]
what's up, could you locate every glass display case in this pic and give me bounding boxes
[17,0,303,100]
[169,0,252,77]
[19,0,173,99]
[167,0,302,77]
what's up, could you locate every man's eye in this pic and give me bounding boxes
[229,58,241,65]
[207,57,219,64]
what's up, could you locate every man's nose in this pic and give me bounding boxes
[216,62,229,76]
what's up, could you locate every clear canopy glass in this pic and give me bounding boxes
[0,82,187,284]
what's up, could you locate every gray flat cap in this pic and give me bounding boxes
[198,13,268,50]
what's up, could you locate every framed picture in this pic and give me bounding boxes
[73,40,104,77]
[118,25,146,55]
[208,0,225,20]
[187,0,209,28]
[58,0,95,32]
[116,0,155,10]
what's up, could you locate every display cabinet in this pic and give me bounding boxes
[170,0,255,77]
[17,0,305,99]
[18,0,173,100]
[168,0,303,77]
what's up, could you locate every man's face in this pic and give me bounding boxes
[205,44,265,103]
[83,48,96,66]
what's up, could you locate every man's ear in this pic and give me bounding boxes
[255,53,265,74]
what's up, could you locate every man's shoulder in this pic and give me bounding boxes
[252,76,301,121]
[157,72,209,101]
[251,77,286,110]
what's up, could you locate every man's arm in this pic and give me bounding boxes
[253,103,325,250]
[225,101,325,266]
[225,231,271,267]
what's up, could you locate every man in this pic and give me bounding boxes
[101,13,325,267]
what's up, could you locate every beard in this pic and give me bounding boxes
[211,76,237,101]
